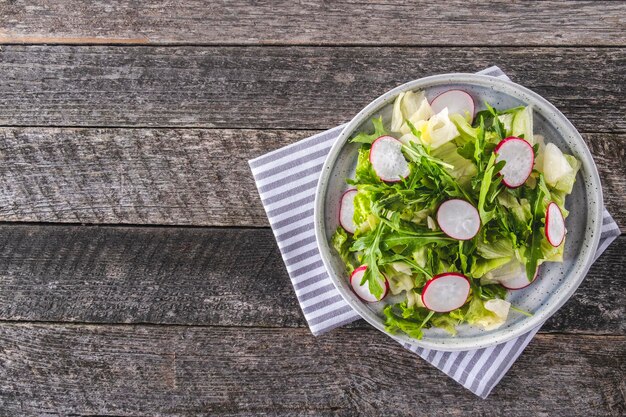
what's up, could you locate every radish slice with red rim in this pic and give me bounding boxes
[369,136,410,182]
[339,189,358,234]
[430,90,475,120]
[501,268,539,290]
[545,202,565,247]
[421,273,470,312]
[350,266,389,303]
[494,136,534,188]
[436,199,480,240]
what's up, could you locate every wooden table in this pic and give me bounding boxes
[0,2,624,415]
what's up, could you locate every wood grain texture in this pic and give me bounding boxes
[0,324,623,416]
[0,128,624,228]
[0,46,624,131]
[0,127,301,226]
[0,225,622,334]
[0,1,625,46]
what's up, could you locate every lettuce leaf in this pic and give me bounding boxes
[449,112,479,145]
[551,154,580,195]
[385,265,415,295]
[406,290,425,309]
[498,192,532,225]
[476,238,515,259]
[384,303,433,340]
[351,146,380,185]
[352,188,374,229]
[541,235,564,262]
[465,297,510,330]
[423,108,460,149]
[431,142,478,185]
[497,113,514,137]
[351,116,387,144]
[431,312,463,335]
[331,228,357,274]
[392,91,433,133]
[470,256,511,278]
[511,106,534,145]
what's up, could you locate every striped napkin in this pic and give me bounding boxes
[249,66,621,398]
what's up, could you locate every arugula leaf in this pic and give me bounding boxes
[403,122,454,170]
[474,283,508,301]
[525,174,550,280]
[351,223,386,298]
[477,153,504,225]
[402,134,475,204]
[485,102,506,140]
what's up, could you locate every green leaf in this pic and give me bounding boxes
[350,116,387,144]
[550,154,580,195]
[525,174,550,280]
[352,188,374,228]
[477,153,501,224]
[470,257,511,278]
[351,146,381,185]
[355,223,386,298]
[449,113,479,145]
[384,304,433,340]
[430,313,463,335]
[331,227,357,274]
[464,297,505,329]
[476,237,515,259]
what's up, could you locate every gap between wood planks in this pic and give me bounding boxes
[0,124,621,134]
[0,317,620,338]
[2,41,626,48]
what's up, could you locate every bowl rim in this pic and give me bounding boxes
[313,73,603,351]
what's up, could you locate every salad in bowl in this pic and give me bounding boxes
[325,83,588,342]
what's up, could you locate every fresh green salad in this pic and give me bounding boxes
[332,89,579,338]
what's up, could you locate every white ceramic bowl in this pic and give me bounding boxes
[314,73,603,351]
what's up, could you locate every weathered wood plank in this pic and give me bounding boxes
[0,225,622,334]
[0,128,624,228]
[0,127,300,226]
[0,1,624,46]
[0,324,623,416]
[0,46,624,131]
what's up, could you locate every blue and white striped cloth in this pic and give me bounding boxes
[249,66,621,398]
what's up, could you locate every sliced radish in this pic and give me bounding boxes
[421,273,470,312]
[339,189,358,234]
[436,199,480,240]
[430,90,475,120]
[369,136,410,182]
[350,265,389,303]
[494,136,534,188]
[545,202,565,247]
[501,267,539,290]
